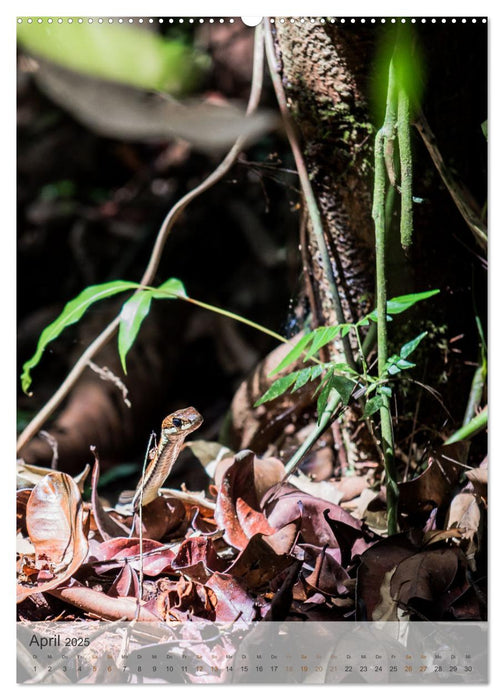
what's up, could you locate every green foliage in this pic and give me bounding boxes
[118,292,152,374]
[255,364,327,406]
[256,290,439,424]
[17,20,208,95]
[21,281,139,394]
[118,278,188,373]
[367,289,440,321]
[21,278,188,394]
[385,331,428,375]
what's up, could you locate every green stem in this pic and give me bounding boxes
[444,406,487,445]
[184,296,288,346]
[463,360,487,427]
[283,389,341,477]
[372,63,399,536]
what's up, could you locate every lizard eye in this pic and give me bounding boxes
[172,417,183,428]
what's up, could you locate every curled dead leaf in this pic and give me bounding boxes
[17,472,89,603]
[214,450,277,549]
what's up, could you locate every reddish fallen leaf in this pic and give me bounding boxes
[214,450,277,549]
[264,561,302,620]
[107,563,140,598]
[300,544,352,596]
[91,537,175,576]
[138,496,188,540]
[16,489,31,534]
[205,572,264,621]
[17,472,89,603]
[224,525,297,590]
[50,579,160,621]
[262,483,366,551]
[90,450,130,540]
[153,576,218,622]
[172,536,226,583]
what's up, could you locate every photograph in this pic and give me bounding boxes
[16,13,488,683]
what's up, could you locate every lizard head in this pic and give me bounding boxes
[161,407,203,437]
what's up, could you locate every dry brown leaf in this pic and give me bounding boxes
[390,548,459,608]
[446,492,481,543]
[17,472,89,602]
[466,465,488,499]
[398,443,467,526]
[356,533,419,621]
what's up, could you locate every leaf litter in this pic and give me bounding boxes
[17,435,486,625]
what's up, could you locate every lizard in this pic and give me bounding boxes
[131,406,203,512]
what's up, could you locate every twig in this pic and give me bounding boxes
[87,359,132,408]
[16,25,266,454]
[263,19,356,372]
[38,430,58,469]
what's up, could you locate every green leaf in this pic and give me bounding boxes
[257,365,325,406]
[399,331,428,359]
[386,290,440,315]
[17,21,207,94]
[21,280,138,394]
[363,394,385,418]
[444,406,487,445]
[292,365,325,391]
[254,373,299,406]
[386,356,416,375]
[367,290,440,322]
[304,325,342,360]
[330,375,357,405]
[151,277,188,300]
[118,291,153,374]
[271,333,312,375]
[481,120,488,141]
[316,371,334,422]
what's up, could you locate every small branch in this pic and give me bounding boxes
[87,359,131,408]
[17,26,266,454]
[414,108,487,252]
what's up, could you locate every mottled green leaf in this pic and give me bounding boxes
[118,291,153,374]
[21,280,138,394]
[292,365,324,391]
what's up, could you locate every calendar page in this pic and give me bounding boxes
[16,14,488,684]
